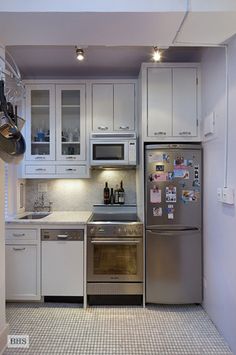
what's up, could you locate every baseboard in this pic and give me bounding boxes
[0,323,9,355]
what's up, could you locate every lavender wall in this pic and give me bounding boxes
[201,43,236,353]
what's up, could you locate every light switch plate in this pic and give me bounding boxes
[222,187,234,205]
[38,183,48,193]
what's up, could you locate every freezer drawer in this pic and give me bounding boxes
[146,229,202,304]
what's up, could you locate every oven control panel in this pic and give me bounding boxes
[87,224,143,237]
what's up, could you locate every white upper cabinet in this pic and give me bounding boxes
[172,68,197,137]
[25,84,55,161]
[114,84,135,131]
[147,68,172,137]
[56,84,86,161]
[142,64,200,141]
[92,82,136,132]
[92,84,113,131]
[22,82,89,179]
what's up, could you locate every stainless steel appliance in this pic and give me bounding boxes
[41,229,84,297]
[87,212,143,295]
[145,143,202,304]
[90,132,137,167]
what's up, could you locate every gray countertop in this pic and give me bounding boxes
[5,211,92,225]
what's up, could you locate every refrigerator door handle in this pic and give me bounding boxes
[147,229,199,237]
[146,226,199,232]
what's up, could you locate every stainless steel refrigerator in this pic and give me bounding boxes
[145,143,202,304]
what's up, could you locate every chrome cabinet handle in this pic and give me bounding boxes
[13,247,26,251]
[35,168,46,171]
[179,131,191,135]
[119,126,129,130]
[66,168,76,172]
[12,233,25,237]
[66,156,76,159]
[35,156,46,160]
[98,126,108,130]
[57,234,68,239]
[154,131,167,136]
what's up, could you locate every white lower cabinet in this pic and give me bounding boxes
[5,243,40,300]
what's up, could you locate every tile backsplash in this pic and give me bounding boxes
[25,169,136,211]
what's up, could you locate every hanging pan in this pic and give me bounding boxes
[0,80,26,164]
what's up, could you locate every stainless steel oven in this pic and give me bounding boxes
[87,214,143,295]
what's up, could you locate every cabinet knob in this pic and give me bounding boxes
[119,126,129,130]
[66,168,76,172]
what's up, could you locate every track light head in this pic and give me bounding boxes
[153,47,161,62]
[76,47,85,61]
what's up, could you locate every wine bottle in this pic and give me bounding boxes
[103,182,110,204]
[109,188,115,205]
[118,180,125,204]
[114,184,119,204]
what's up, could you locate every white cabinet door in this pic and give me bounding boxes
[56,84,86,161]
[114,84,135,131]
[25,84,56,161]
[42,241,83,296]
[5,245,39,300]
[147,68,172,137]
[92,84,113,131]
[173,68,198,137]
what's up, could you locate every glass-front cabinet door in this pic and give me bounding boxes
[56,85,86,161]
[25,84,55,161]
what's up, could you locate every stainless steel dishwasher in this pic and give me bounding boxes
[41,229,84,296]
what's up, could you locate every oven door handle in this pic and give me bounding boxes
[91,239,140,245]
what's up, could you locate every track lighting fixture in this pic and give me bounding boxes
[76,47,85,61]
[153,47,161,62]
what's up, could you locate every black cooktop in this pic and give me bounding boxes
[90,213,140,222]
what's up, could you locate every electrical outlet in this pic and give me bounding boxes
[222,187,234,205]
[217,188,222,202]
[38,183,48,193]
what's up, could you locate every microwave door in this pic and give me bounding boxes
[91,141,128,165]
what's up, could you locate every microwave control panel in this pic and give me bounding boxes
[128,140,137,164]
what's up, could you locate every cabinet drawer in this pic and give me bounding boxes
[25,165,56,175]
[6,229,37,243]
[56,165,87,176]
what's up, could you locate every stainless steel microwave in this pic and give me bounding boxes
[90,133,137,167]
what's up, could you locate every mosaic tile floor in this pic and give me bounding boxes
[4,303,232,355]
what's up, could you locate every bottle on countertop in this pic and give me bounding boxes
[103,182,110,204]
[114,184,119,204]
[109,188,115,205]
[118,180,125,204]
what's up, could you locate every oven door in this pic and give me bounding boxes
[87,237,143,282]
[90,141,128,166]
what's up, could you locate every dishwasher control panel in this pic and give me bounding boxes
[41,229,84,241]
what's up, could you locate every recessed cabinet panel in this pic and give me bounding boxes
[92,84,113,131]
[6,245,38,299]
[114,84,135,131]
[147,68,172,137]
[173,68,197,137]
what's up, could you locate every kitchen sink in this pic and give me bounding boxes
[19,213,51,220]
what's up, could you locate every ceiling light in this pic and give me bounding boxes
[153,47,161,62]
[76,47,85,61]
